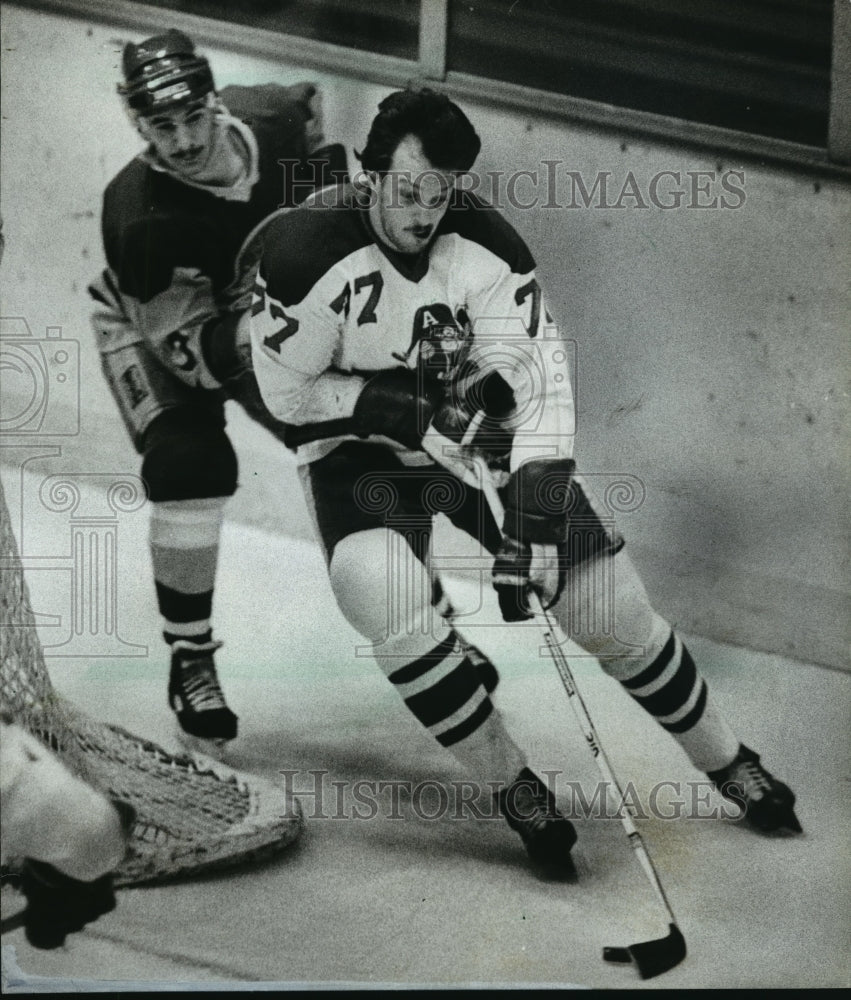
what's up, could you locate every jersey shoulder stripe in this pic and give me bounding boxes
[259,184,372,307]
[440,191,536,275]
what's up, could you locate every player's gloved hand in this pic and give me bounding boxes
[18,859,118,949]
[15,797,134,949]
[199,311,254,389]
[421,367,516,486]
[351,368,445,450]
[492,458,575,621]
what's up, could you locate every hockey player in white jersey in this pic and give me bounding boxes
[249,88,801,870]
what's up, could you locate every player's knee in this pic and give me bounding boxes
[329,528,431,643]
[141,411,237,503]
[561,549,669,678]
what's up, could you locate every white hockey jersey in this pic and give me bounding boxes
[250,183,575,468]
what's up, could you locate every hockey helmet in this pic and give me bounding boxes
[118,29,214,116]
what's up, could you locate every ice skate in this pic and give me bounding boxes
[708,744,801,834]
[498,767,577,874]
[168,640,238,759]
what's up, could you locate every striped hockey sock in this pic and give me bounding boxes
[385,629,525,785]
[430,575,500,694]
[619,630,739,773]
[149,498,226,647]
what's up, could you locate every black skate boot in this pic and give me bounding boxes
[498,767,577,874]
[168,640,238,757]
[707,744,801,834]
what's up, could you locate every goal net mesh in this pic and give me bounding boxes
[0,474,301,886]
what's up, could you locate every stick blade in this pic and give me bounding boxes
[603,923,686,979]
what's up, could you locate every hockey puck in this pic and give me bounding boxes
[603,945,632,964]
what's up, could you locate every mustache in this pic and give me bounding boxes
[172,147,205,160]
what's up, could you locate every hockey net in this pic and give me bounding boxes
[0,475,301,886]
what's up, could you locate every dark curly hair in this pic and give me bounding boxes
[356,87,481,175]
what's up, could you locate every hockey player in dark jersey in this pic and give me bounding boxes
[89,29,346,756]
[249,88,801,870]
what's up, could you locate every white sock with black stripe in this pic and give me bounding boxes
[379,628,525,786]
[619,628,739,773]
[430,574,499,693]
[329,529,523,785]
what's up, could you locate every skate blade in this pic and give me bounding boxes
[784,808,803,834]
[750,806,803,836]
[175,725,233,763]
[774,810,803,835]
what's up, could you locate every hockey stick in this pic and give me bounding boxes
[469,449,687,980]
[282,417,356,450]
[0,910,26,936]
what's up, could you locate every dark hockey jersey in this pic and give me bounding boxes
[250,183,575,466]
[90,83,346,390]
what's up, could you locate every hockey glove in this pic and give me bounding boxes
[351,368,445,450]
[492,458,575,621]
[421,367,516,487]
[15,796,134,949]
[18,859,118,949]
[200,311,252,386]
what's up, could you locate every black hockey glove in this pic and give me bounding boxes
[200,312,251,386]
[492,458,575,621]
[421,367,516,486]
[287,366,513,467]
[18,859,118,949]
[351,368,445,449]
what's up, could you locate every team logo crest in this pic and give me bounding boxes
[395,302,472,383]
